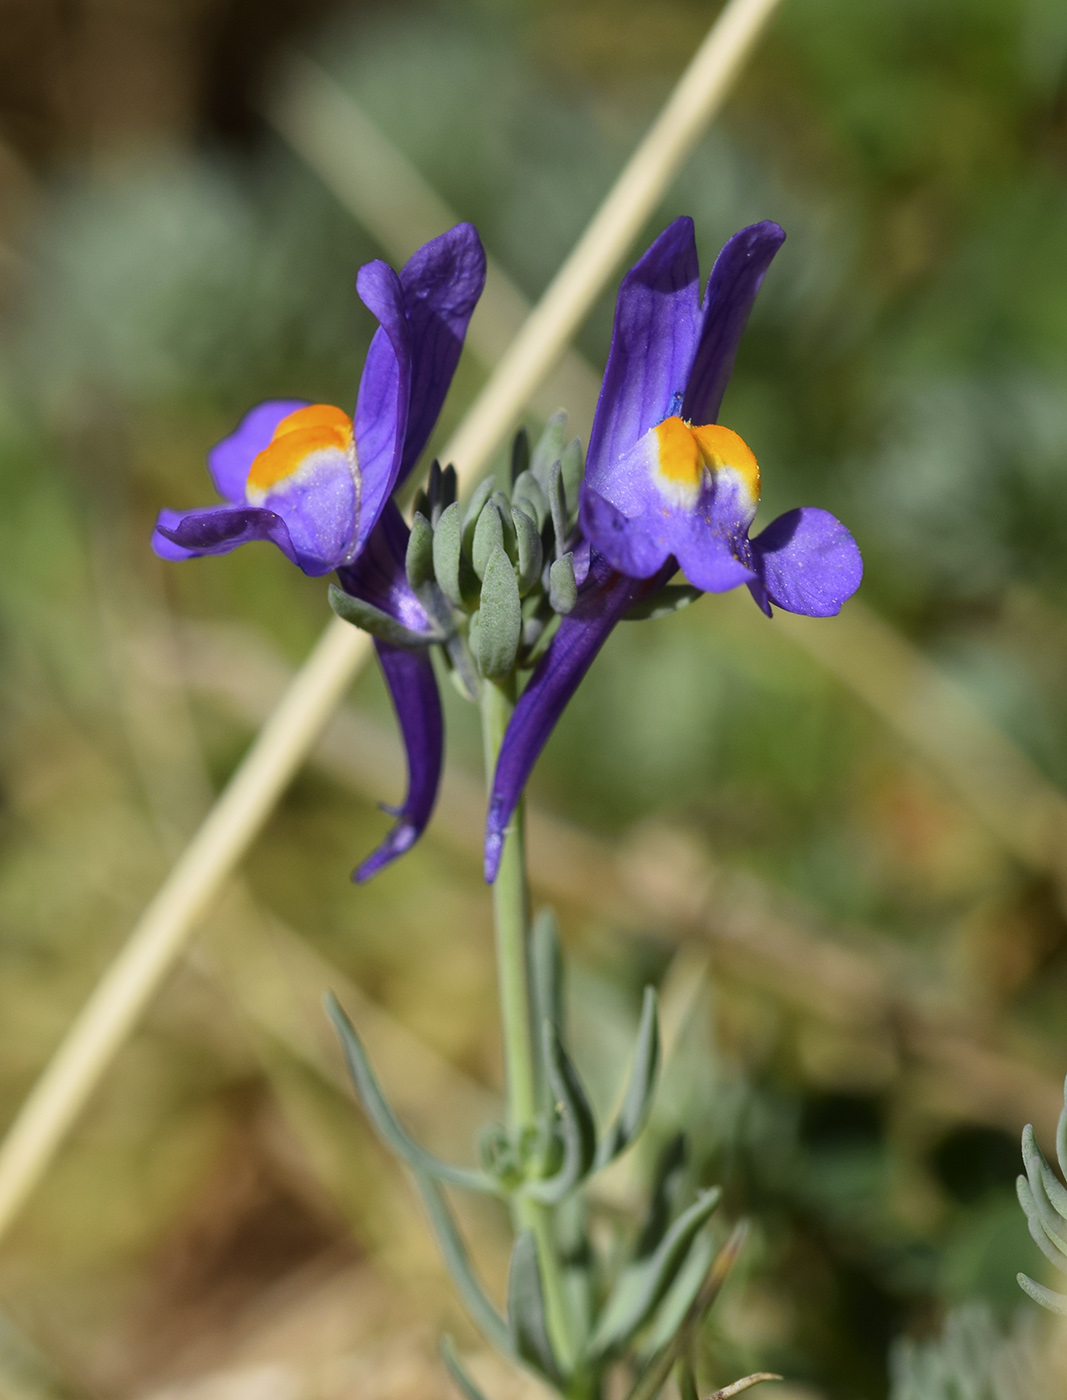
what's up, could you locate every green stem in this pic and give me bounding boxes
[480,676,537,1129]
[479,678,579,1382]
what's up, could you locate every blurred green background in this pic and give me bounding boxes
[2,0,1067,1396]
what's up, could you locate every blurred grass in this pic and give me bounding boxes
[1,0,1067,1397]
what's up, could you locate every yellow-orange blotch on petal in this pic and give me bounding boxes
[247,404,353,495]
[651,416,760,505]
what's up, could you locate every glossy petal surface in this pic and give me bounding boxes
[585,217,701,489]
[152,504,299,566]
[354,260,412,554]
[681,221,786,425]
[396,223,486,483]
[748,507,863,617]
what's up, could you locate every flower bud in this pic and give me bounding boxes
[512,506,543,595]
[432,501,465,606]
[476,544,522,679]
[405,511,435,593]
[549,552,577,614]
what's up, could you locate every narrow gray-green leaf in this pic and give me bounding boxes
[414,1170,512,1354]
[1057,1075,1067,1179]
[440,1337,492,1400]
[635,1134,687,1260]
[594,987,659,1169]
[1018,1176,1067,1270]
[328,585,441,647]
[549,554,577,615]
[326,994,497,1194]
[507,1231,563,1383]
[512,507,543,596]
[1022,1125,1067,1241]
[587,1187,722,1357]
[626,1222,748,1400]
[638,1229,715,1357]
[1018,1271,1067,1314]
[526,1021,597,1204]
[476,546,522,680]
[623,585,703,622]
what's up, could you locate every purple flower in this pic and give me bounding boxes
[152,224,487,879]
[484,218,862,880]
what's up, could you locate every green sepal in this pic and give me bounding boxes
[559,437,584,517]
[475,546,522,680]
[433,501,466,607]
[472,500,506,581]
[414,1169,513,1354]
[586,1188,722,1358]
[548,460,567,556]
[511,427,531,484]
[594,987,659,1170]
[512,507,543,596]
[490,491,518,558]
[1018,1272,1067,1314]
[638,1229,716,1358]
[326,994,498,1194]
[531,411,568,490]
[623,586,703,622]
[462,478,495,555]
[406,511,435,593]
[549,554,578,615]
[525,1021,597,1204]
[328,584,442,648]
[507,1231,564,1383]
[513,470,549,529]
[440,1337,492,1400]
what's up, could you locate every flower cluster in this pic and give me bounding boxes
[153,223,486,878]
[153,214,864,1400]
[153,216,861,883]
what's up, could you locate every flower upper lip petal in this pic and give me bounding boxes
[152,224,487,579]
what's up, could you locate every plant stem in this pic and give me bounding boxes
[480,677,537,1128]
[479,677,578,1379]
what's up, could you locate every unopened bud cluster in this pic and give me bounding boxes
[332,413,586,697]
